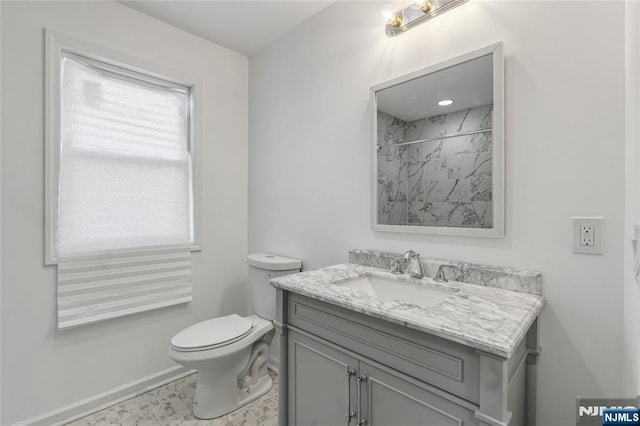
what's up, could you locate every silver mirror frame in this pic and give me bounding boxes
[371,42,504,237]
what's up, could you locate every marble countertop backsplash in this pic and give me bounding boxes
[271,252,544,359]
[349,249,542,295]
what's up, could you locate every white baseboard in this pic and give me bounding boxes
[13,365,195,426]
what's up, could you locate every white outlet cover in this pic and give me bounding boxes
[572,217,604,255]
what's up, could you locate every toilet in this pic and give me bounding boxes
[168,253,301,420]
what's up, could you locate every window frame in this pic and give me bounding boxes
[45,30,202,265]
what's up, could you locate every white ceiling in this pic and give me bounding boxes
[377,54,493,122]
[118,1,335,56]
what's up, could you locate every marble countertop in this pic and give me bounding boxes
[270,263,545,358]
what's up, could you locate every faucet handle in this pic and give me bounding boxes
[391,259,403,275]
[435,265,448,282]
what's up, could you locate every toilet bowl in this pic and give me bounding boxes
[168,314,275,419]
[168,253,301,419]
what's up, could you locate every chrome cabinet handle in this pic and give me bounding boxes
[346,367,357,424]
[357,374,368,426]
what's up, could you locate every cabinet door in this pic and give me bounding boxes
[359,361,478,426]
[288,330,359,426]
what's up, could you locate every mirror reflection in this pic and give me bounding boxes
[375,52,497,231]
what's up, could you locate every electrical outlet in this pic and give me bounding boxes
[572,217,604,254]
[580,225,594,246]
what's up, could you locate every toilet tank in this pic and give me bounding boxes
[247,253,301,321]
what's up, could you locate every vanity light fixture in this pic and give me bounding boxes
[412,0,433,13]
[384,0,469,37]
[438,99,454,106]
[381,8,403,27]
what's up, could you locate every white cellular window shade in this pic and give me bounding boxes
[57,246,192,330]
[54,51,194,329]
[59,55,192,254]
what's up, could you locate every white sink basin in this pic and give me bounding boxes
[336,275,456,308]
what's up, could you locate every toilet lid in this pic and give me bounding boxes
[171,314,253,351]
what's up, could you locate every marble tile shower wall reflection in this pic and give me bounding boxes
[377,105,493,228]
[407,105,493,228]
[377,111,408,225]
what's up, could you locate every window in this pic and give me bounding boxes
[46,32,200,328]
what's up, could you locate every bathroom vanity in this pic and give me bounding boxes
[271,251,544,426]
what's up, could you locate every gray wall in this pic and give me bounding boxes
[249,2,626,425]
[1,2,248,424]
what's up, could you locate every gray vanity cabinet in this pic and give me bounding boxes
[277,291,539,426]
[287,329,477,426]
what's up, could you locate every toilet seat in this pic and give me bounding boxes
[171,314,253,352]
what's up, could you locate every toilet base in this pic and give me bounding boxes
[237,374,273,411]
[192,369,273,420]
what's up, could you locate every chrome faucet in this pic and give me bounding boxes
[402,250,425,279]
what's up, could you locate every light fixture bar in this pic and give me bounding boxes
[385,0,469,37]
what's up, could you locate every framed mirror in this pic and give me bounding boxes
[371,42,504,237]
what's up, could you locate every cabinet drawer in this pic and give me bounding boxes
[287,293,480,404]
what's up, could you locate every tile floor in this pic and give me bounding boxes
[66,371,278,426]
